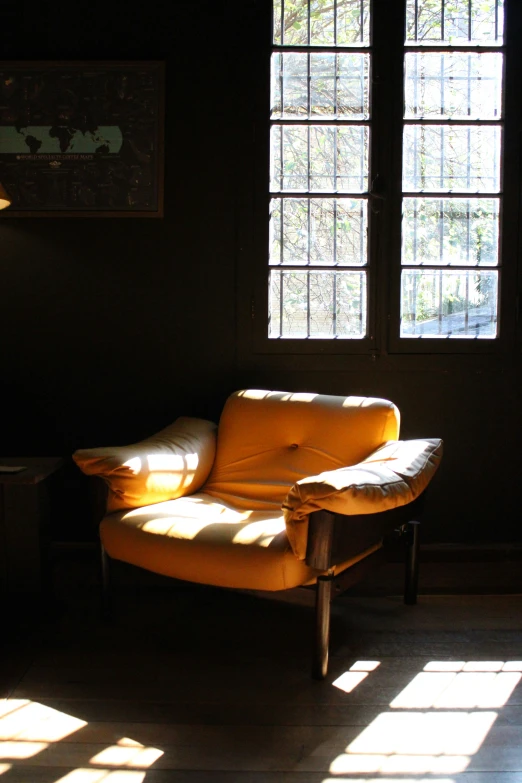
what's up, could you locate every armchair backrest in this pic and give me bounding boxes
[203,390,400,509]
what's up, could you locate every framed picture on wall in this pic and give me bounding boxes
[0,61,165,217]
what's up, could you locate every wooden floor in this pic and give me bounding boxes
[2,571,522,782]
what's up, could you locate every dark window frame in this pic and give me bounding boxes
[236,0,521,363]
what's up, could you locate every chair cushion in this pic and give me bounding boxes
[284,438,444,559]
[100,493,380,591]
[203,390,400,510]
[73,417,217,513]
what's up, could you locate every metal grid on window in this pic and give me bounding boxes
[405,0,504,46]
[401,0,504,339]
[269,0,371,340]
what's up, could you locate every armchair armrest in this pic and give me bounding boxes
[73,417,217,513]
[283,438,443,560]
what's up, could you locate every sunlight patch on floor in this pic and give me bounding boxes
[0,701,163,781]
[333,661,380,693]
[390,670,521,709]
[323,778,456,783]
[326,661,522,781]
[89,737,164,768]
[330,753,470,775]
[55,771,147,782]
[0,699,87,741]
[329,710,496,775]
[0,740,49,758]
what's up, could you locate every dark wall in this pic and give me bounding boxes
[0,0,520,545]
[1,1,243,442]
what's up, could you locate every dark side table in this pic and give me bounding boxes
[0,457,63,595]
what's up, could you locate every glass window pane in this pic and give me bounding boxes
[336,271,367,336]
[337,127,368,191]
[309,271,335,335]
[403,125,501,192]
[269,199,283,266]
[310,54,336,116]
[470,0,504,42]
[269,270,367,338]
[309,0,370,46]
[270,125,369,192]
[273,0,370,46]
[338,54,370,118]
[336,0,370,46]
[336,199,368,266]
[405,0,504,46]
[311,54,369,118]
[273,0,282,45]
[270,198,309,265]
[271,53,282,119]
[401,269,498,337]
[271,54,369,119]
[283,0,309,45]
[270,125,307,191]
[270,270,308,337]
[309,126,337,192]
[402,198,499,266]
[310,0,335,45]
[280,53,308,118]
[270,198,368,266]
[405,53,503,120]
[310,199,336,264]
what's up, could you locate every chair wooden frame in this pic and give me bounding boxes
[305,498,423,679]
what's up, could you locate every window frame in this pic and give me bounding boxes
[239,0,521,361]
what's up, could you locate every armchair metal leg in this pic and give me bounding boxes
[313,571,334,680]
[101,543,112,619]
[404,520,420,605]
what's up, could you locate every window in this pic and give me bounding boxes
[269,0,371,340]
[256,0,518,353]
[401,0,503,339]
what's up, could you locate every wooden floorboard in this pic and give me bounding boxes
[3,772,522,783]
[1,587,522,781]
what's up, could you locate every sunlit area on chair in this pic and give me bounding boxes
[138,503,256,539]
[122,496,289,543]
[140,515,216,538]
[280,392,317,402]
[0,701,163,782]
[232,516,285,546]
[341,396,367,408]
[237,389,273,400]
[326,660,522,782]
[122,452,200,495]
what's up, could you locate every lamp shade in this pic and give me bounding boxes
[0,182,11,210]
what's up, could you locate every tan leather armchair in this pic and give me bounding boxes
[73,390,443,678]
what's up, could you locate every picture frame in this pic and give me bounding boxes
[0,60,165,217]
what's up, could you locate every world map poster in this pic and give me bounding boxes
[0,61,164,216]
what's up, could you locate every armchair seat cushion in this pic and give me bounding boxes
[100,493,380,591]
